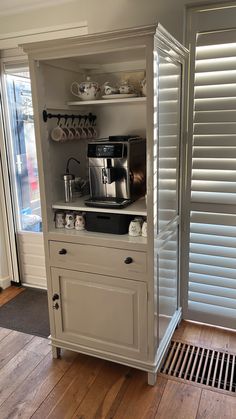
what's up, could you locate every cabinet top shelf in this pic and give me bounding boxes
[67,97,146,106]
[52,196,147,216]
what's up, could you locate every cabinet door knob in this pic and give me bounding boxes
[59,248,67,255]
[52,293,59,301]
[124,257,133,264]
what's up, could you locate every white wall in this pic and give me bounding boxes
[0,0,222,44]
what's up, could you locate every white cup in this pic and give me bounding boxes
[55,212,64,228]
[51,125,67,142]
[75,213,85,231]
[65,213,75,229]
[128,219,142,236]
[142,221,147,237]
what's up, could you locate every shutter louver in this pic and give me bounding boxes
[188,31,236,328]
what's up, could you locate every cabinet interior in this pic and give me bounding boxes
[37,46,147,232]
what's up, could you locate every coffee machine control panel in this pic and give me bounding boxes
[87,143,124,158]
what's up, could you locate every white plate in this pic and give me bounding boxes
[101,94,138,99]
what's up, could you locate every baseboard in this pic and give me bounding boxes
[0,276,11,289]
[21,282,47,291]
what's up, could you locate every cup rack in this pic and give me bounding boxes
[42,110,96,125]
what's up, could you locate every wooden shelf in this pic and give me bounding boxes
[67,97,146,106]
[47,227,147,252]
[52,196,147,216]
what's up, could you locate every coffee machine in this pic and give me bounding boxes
[85,136,146,208]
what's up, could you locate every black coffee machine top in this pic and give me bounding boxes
[108,135,136,142]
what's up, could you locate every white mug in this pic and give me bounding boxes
[142,221,147,237]
[55,212,64,229]
[128,219,142,236]
[65,213,75,229]
[51,125,67,142]
[75,213,85,231]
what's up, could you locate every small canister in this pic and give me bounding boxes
[63,173,75,203]
[65,212,75,229]
[55,211,65,229]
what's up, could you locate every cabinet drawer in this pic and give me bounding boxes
[49,240,147,281]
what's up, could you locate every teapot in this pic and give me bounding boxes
[71,76,100,101]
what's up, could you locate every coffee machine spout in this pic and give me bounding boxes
[102,167,116,184]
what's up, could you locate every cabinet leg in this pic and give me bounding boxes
[52,346,61,359]
[147,372,157,386]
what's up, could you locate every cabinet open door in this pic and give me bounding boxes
[152,26,187,353]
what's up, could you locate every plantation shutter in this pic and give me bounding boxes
[188,29,236,329]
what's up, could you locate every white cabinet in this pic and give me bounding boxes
[51,267,147,358]
[22,24,188,385]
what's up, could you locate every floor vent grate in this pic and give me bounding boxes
[160,340,236,393]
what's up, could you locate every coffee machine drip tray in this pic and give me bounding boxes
[84,197,132,209]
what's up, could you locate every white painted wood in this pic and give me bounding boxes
[18,232,46,288]
[52,196,147,216]
[67,97,146,106]
[0,276,11,289]
[147,372,157,386]
[51,345,61,359]
[0,21,88,49]
[47,228,147,252]
[49,240,147,281]
[24,23,187,383]
[51,267,147,359]
[183,5,236,328]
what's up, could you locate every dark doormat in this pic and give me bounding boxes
[0,288,50,338]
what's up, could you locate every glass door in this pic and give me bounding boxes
[153,42,184,344]
[5,66,41,232]
[1,62,46,288]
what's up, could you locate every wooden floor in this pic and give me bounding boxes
[1,287,236,418]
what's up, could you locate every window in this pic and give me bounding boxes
[5,66,42,232]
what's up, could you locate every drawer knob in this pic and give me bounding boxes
[52,293,59,301]
[124,257,133,264]
[59,248,67,255]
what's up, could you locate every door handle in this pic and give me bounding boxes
[124,257,133,264]
[58,248,67,255]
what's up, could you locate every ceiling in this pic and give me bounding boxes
[0,0,75,16]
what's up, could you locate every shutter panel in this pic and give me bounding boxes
[188,30,236,328]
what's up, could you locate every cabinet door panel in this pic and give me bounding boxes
[51,268,147,359]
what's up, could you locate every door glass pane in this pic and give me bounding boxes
[154,51,182,344]
[5,67,42,232]
[158,56,181,232]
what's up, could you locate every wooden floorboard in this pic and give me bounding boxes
[1,288,236,419]
[196,389,236,419]
[0,286,24,307]
[113,372,167,419]
[155,380,202,419]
